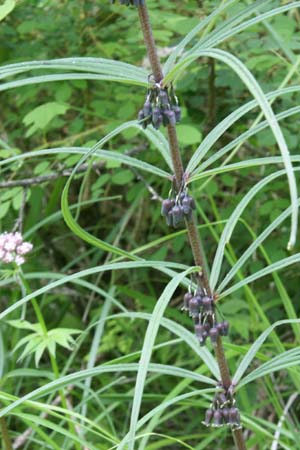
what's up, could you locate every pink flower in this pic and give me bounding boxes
[15,255,25,266]
[16,242,33,255]
[2,252,14,263]
[0,232,33,266]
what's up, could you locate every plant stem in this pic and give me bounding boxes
[0,417,13,450]
[18,272,82,450]
[138,3,246,449]
[138,4,163,82]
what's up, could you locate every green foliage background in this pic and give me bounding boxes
[0,1,300,449]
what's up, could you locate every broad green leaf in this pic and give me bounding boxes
[176,124,202,145]
[23,102,69,137]
[0,0,15,22]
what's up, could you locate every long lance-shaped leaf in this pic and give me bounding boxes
[210,168,300,292]
[0,73,147,92]
[239,348,300,388]
[0,261,188,321]
[0,147,169,178]
[232,319,300,385]
[220,254,300,299]
[163,0,238,73]
[116,266,200,450]
[192,103,300,176]
[0,361,211,418]
[190,156,300,182]
[0,57,147,81]
[60,122,170,255]
[186,85,300,175]
[188,2,300,54]
[165,48,298,249]
[0,129,171,172]
[114,388,216,450]
[218,197,300,293]
[104,312,219,378]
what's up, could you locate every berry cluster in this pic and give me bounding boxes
[111,0,145,6]
[0,232,33,266]
[182,291,229,346]
[161,192,195,227]
[203,390,241,429]
[138,86,181,130]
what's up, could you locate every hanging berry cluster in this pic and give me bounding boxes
[138,84,181,130]
[202,389,241,429]
[111,0,145,6]
[161,189,195,228]
[182,290,229,347]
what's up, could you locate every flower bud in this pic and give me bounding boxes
[199,331,208,346]
[202,408,214,427]
[152,107,163,129]
[209,327,219,344]
[202,296,213,314]
[161,198,173,216]
[194,323,205,338]
[143,100,152,117]
[188,296,200,318]
[228,407,241,427]
[222,407,230,424]
[171,205,183,227]
[163,109,176,126]
[172,105,181,122]
[183,292,193,311]
[158,90,169,106]
[213,409,223,427]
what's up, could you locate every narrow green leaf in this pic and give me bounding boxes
[166,48,298,249]
[233,319,300,385]
[220,254,300,299]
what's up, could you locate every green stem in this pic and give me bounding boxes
[18,271,81,450]
[137,3,246,449]
[0,417,13,450]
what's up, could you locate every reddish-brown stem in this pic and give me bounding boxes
[137,3,246,449]
[138,5,163,82]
